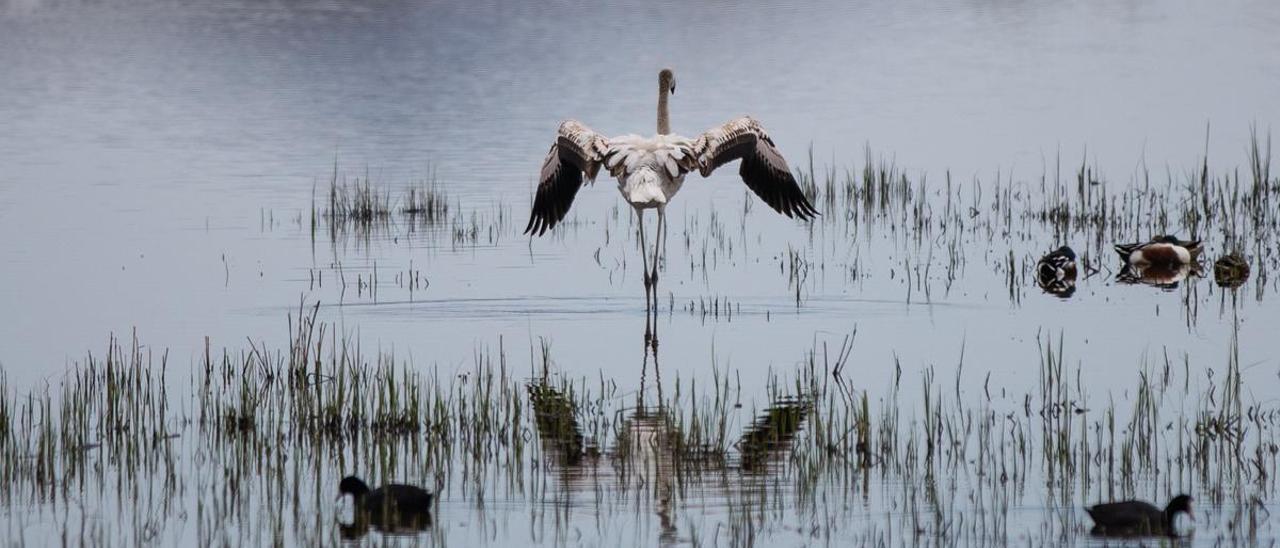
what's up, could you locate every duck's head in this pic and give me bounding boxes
[1166,494,1194,518]
[659,68,676,95]
[1054,246,1077,260]
[338,476,371,500]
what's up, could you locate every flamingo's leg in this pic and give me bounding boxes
[637,208,652,310]
[651,207,663,289]
[659,206,668,268]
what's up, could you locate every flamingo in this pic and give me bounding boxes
[525,68,817,311]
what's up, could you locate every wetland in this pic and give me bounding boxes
[3,0,1280,546]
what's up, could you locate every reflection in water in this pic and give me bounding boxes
[337,508,432,541]
[528,380,588,465]
[525,326,816,545]
[617,405,681,545]
[738,397,811,471]
[1116,263,1202,289]
[1036,277,1078,298]
[1214,253,1251,288]
[622,327,680,544]
[524,322,814,545]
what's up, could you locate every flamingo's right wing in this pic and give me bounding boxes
[693,116,817,220]
[526,120,610,236]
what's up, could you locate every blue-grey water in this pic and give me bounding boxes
[1,0,1279,545]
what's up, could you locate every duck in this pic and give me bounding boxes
[337,476,433,532]
[1086,494,1193,537]
[1114,235,1202,267]
[1036,246,1078,281]
[1035,246,1078,297]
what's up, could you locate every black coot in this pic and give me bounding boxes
[337,476,434,537]
[1086,494,1193,537]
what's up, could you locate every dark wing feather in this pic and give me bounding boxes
[1087,500,1162,528]
[383,484,434,510]
[694,117,817,221]
[525,121,609,236]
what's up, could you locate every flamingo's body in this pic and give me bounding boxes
[607,133,694,208]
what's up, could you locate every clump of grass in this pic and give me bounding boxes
[402,175,449,224]
[324,170,392,224]
[311,164,463,248]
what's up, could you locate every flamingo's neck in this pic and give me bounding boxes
[657,85,670,135]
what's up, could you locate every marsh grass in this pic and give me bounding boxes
[402,168,449,223]
[312,166,512,252]
[1,310,1275,546]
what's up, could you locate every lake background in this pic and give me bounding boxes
[2,0,1279,545]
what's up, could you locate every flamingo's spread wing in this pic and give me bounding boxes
[693,117,817,220]
[526,120,610,236]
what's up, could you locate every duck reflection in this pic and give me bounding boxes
[337,503,432,540]
[1037,277,1077,298]
[1116,262,1202,289]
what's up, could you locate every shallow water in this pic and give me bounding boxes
[2,0,1279,546]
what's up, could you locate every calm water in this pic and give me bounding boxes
[2,0,1279,545]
